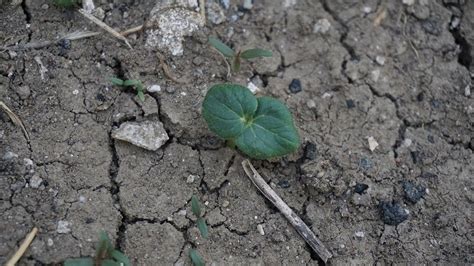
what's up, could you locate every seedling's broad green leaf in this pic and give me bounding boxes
[110,77,124,86]
[123,79,141,86]
[208,37,235,57]
[202,84,257,139]
[63,257,94,266]
[189,249,205,266]
[196,218,208,238]
[240,49,273,59]
[202,84,299,159]
[191,195,201,217]
[111,250,131,266]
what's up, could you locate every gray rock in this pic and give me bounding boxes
[112,121,169,151]
[16,86,31,100]
[207,2,226,25]
[57,220,71,234]
[29,175,43,188]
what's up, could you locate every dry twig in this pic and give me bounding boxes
[156,51,186,84]
[242,160,332,263]
[78,8,132,49]
[0,101,30,142]
[5,227,38,266]
[0,31,100,51]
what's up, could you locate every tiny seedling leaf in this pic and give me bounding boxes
[110,78,124,86]
[111,250,131,266]
[189,249,205,266]
[196,218,208,238]
[137,90,145,102]
[202,84,299,159]
[208,37,235,57]
[63,257,94,266]
[123,79,141,87]
[240,49,273,59]
[101,259,120,266]
[191,195,201,217]
[232,56,241,73]
[95,231,114,261]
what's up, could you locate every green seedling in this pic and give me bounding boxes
[64,231,130,266]
[52,0,77,8]
[111,77,145,102]
[208,37,272,73]
[189,195,208,266]
[202,84,300,159]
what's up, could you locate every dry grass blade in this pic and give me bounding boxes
[156,51,186,84]
[78,8,132,49]
[5,227,38,266]
[0,101,30,142]
[0,31,100,51]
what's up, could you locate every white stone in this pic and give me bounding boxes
[465,85,471,97]
[362,6,372,14]
[313,18,331,34]
[112,121,169,151]
[375,55,386,66]
[72,89,79,95]
[29,175,43,188]
[57,221,71,234]
[257,224,265,236]
[306,99,316,108]
[284,0,297,8]
[148,85,162,93]
[47,238,54,246]
[371,69,380,82]
[23,158,34,167]
[322,92,332,99]
[3,151,18,160]
[187,174,198,183]
[247,82,261,94]
[79,195,86,203]
[243,0,253,9]
[402,0,415,6]
[355,231,365,238]
[367,136,379,151]
[402,138,412,147]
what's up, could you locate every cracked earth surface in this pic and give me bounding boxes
[1,0,473,265]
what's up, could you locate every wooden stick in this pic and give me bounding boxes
[241,160,332,263]
[0,101,30,142]
[78,8,132,49]
[5,227,38,266]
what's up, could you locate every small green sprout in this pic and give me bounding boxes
[189,195,208,266]
[64,231,130,266]
[202,84,300,159]
[111,77,145,102]
[208,37,272,72]
[52,0,77,8]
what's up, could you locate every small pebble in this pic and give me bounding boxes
[354,183,369,194]
[465,85,471,97]
[367,136,379,152]
[277,180,290,189]
[380,201,409,225]
[57,220,71,234]
[222,200,230,208]
[313,18,331,34]
[375,56,386,66]
[187,174,198,183]
[304,142,317,160]
[41,4,49,9]
[402,0,415,6]
[257,224,265,235]
[47,238,54,246]
[247,82,261,94]
[166,87,176,94]
[3,151,18,160]
[243,0,253,10]
[355,231,365,238]
[306,99,316,108]
[29,175,43,188]
[359,158,373,171]
[148,85,162,93]
[16,85,31,100]
[402,181,426,203]
[362,6,372,13]
[288,79,302,93]
[346,99,355,109]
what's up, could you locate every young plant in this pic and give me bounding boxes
[110,77,145,102]
[64,231,130,266]
[208,37,272,73]
[202,84,300,159]
[189,195,208,266]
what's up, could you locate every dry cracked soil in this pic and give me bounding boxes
[0,0,473,265]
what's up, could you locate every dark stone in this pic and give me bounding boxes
[96,93,106,102]
[304,142,317,160]
[346,99,355,108]
[85,218,95,224]
[402,181,426,203]
[416,92,424,102]
[354,183,369,194]
[289,79,302,93]
[427,135,435,143]
[277,180,290,188]
[431,99,441,108]
[422,18,442,36]
[380,201,409,225]
[58,39,71,50]
[359,158,372,171]
[410,151,421,164]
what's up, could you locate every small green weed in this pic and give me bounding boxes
[202,84,300,159]
[63,231,130,266]
[189,195,208,266]
[110,77,145,102]
[208,37,272,73]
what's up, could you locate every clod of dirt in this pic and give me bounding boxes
[304,142,317,160]
[135,95,159,116]
[288,79,302,93]
[112,120,169,151]
[354,183,369,194]
[313,18,331,34]
[146,5,204,55]
[207,1,226,25]
[380,201,409,226]
[402,181,426,203]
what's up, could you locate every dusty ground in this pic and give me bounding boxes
[1,0,473,265]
